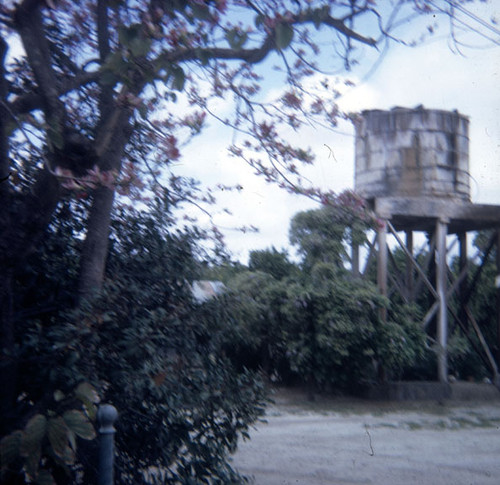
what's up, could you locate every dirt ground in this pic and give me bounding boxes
[231,386,500,485]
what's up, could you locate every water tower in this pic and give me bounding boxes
[353,107,500,386]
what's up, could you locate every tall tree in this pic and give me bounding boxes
[289,191,371,271]
[248,246,296,280]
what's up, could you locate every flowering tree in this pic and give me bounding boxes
[3,0,490,302]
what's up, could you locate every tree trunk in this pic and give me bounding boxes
[77,110,131,303]
[78,186,116,301]
[77,0,135,303]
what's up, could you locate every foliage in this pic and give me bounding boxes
[283,270,426,390]
[222,271,291,378]
[248,247,297,281]
[218,219,497,391]
[14,200,87,319]
[366,229,499,382]
[2,202,267,484]
[289,193,373,271]
[279,276,381,389]
[199,260,248,285]
[0,383,98,485]
[223,237,427,393]
[92,205,267,483]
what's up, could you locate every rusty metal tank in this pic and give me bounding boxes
[354,107,470,202]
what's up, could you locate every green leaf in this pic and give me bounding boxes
[20,415,47,456]
[67,427,77,453]
[312,5,330,29]
[171,66,186,91]
[118,24,141,47]
[103,51,127,72]
[137,103,148,119]
[63,410,96,440]
[191,3,210,20]
[75,382,100,404]
[48,417,74,465]
[130,36,151,58]
[100,52,128,86]
[196,48,211,66]
[225,28,248,50]
[47,125,64,151]
[1,430,23,467]
[254,14,264,29]
[100,70,119,86]
[275,23,294,50]
[74,382,100,420]
[53,390,65,402]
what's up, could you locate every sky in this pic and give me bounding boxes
[176,1,500,264]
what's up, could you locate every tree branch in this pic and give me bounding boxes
[48,38,80,75]
[13,0,67,132]
[10,70,100,115]
[155,9,376,68]
[314,14,377,47]
[97,0,116,129]
[9,4,376,121]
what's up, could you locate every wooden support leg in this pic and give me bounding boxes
[458,232,467,329]
[352,242,360,278]
[436,218,449,383]
[406,230,414,302]
[377,220,388,323]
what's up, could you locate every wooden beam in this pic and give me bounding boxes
[374,197,500,233]
[465,307,499,379]
[362,232,377,277]
[422,260,470,328]
[386,221,438,300]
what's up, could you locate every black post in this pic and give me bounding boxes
[97,404,118,485]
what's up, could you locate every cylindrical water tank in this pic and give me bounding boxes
[354,107,470,201]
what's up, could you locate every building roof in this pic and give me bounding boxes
[191,280,226,302]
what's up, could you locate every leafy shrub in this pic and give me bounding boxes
[2,203,267,484]
[222,263,426,393]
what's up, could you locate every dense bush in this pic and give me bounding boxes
[2,202,267,484]
[223,262,427,393]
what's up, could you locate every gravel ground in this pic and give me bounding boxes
[231,387,500,485]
